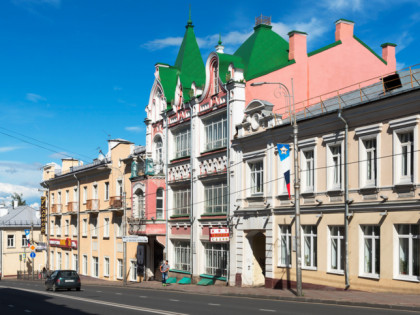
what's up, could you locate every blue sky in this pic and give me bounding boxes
[0,0,419,207]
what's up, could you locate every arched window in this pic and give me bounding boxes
[156,188,164,219]
[134,188,145,219]
[155,136,163,165]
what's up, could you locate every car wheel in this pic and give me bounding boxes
[52,284,57,292]
[76,287,80,291]
[67,288,71,291]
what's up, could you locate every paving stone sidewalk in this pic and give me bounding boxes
[77,275,420,312]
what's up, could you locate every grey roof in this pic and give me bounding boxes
[0,205,40,227]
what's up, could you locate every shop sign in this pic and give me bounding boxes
[41,196,47,235]
[209,228,229,242]
[49,238,77,249]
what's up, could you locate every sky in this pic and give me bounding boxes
[0,0,419,208]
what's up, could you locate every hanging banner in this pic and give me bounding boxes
[209,228,229,242]
[41,196,47,235]
[277,144,291,199]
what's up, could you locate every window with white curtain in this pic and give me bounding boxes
[174,128,190,159]
[278,225,291,267]
[204,116,227,151]
[205,243,227,277]
[173,240,190,271]
[249,161,264,195]
[302,225,317,269]
[329,226,344,273]
[396,224,419,280]
[173,189,191,216]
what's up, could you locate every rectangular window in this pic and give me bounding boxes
[397,224,419,279]
[56,218,61,236]
[174,128,191,159]
[130,260,137,281]
[329,226,344,273]
[362,225,380,277]
[71,217,77,237]
[278,225,291,267]
[73,254,78,271]
[83,186,87,204]
[156,189,164,219]
[7,235,15,248]
[173,240,191,271]
[205,243,227,277]
[58,191,62,205]
[173,189,191,216]
[105,182,109,200]
[250,161,264,194]
[117,259,123,279]
[91,217,98,237]
[331,146,341,189]
[117,180,123,197]
[204,183,227,214]
[104,257,110,277]
[364,139,377,186]
[57,252,62,270]
[50,220,54,235]
[65,219,69,236]
[399,132,414,182]
[93,184,98,199]
[82,219,87,236]
[303,225,317,269]
[65,253,69,269]
[82,255,88,275]
[104,218,110,238]
[65,190,69,205]
[302,150,314,192]
[115,216,122,237]
[73,187,78,202]
[21,235,28,247]
[205,116,227,151]
[92,257,99,277]
[51,251,54,270]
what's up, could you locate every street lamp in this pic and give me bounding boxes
[251,80,303,297]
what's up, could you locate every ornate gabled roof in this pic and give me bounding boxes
[234,24,292,81]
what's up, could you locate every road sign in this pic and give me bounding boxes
[30,245,36,251]
[30,252,36,259]
[122,235,148,243]
[23,253,26,259]
[19,254,22,261]
[24,229,30,236]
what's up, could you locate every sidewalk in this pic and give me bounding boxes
[78,276,420,312]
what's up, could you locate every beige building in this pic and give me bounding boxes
[41,139,142,282]
[0,205,46,277]
[230,69,420,293]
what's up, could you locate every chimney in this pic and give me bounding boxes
[335,19,354,42]
[13,200,18,209]
[381,43,397,70]
[288,31,308,62]
[61,158,79,174]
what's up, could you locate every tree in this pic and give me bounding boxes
[11,192,26,206]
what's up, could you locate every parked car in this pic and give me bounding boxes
[45,270,81,292]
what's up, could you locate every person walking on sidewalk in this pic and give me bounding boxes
[160,260,169,286]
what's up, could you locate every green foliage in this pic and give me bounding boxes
[11,192,26,206]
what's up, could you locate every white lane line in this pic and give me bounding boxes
[96,291,102,293]
[0,286,188,315]
[139,296,147,298]
[116,293,122,295]
[169,299,179,302]
[24,310,32,313]
[8,305,14,308]
[260,309,275,312]
[208,303,220,306]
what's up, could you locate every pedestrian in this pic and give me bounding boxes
[159,260,169,286]
[42,267,47,279]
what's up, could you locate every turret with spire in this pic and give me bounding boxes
[215,33,224,53]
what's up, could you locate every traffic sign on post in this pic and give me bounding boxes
[30,252,36,259]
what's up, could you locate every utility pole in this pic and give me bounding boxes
[31,223,34,280]
[123,190,127,286]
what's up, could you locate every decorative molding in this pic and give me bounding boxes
[389,115,420,130]
[355,123,383,137]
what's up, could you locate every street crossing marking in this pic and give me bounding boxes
[116,292,122,295]
[208,303,220,306]
[260,309,276,312]
[0,286,188,315]
[169,299,179,302]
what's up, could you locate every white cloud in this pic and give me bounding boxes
[26,93,47,103]
[48,152,71,159]
[396,61,407,70]
[30,202,40,210]
[142,37,184,51]
[0,146,21,153]
[321,0,362,11]
[395,31,414,54]
[0,182,41,200]
[125,126,144,133]
[272,17,328,45]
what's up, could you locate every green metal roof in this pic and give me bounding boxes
[234,24,290,81]
[158,66,179,105]
[217,53,245,83]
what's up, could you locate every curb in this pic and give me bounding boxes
[80,281,420,313]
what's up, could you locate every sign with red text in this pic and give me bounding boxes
[49,238,77,249]
[209,228,229,242]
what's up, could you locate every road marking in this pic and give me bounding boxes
[116,293,122,295]
[140,296,147,298]
[260,309,275,312]
[24,310,32,313]
[169,299,179,302]
[208,303,220,306]
[8,305,14,307]
[0,286,187,315]
[96,291,102,293]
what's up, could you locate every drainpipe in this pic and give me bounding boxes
[164,112,169,261]
[73,174,80,274]
[225,82,231,286]
[338,110,350,289]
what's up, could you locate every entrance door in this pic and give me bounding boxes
[154,240,164,279]
[243,231,266,286]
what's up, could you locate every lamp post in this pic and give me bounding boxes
[250,80,302,297]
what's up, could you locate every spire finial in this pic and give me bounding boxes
[187,4,193,26]
[218,33,222,45]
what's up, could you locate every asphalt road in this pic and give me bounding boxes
[0,280,417,315]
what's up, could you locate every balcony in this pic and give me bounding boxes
[86,199,99,211]
[109,196,122,209]
[66,202,78,213]
[51,204,62,214]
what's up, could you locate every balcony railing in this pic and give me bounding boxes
[67,202,78,212]
[86,199,99,211]
[51,204,62,214]
[109,196,122,209]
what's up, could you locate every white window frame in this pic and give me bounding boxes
[299,138,318,194]
[156,188,164,219]
[73,254,78,271]
[91,217,98,238]
[65,190,69,205]
[103,218,110,238]
[278,225,292,267]
[56,218,61,236]
[302,225,317,270]
[359,225,380,279]
[51,251,54,270]
[173,240,191,272]
[104,257,110,277]
[65,252,69,269]
[249,160,264,195]
[57,252,62,270]
[154,136,163,165]
[72,218,77,237]
[328,226,344,274]
[83,186,87,204]
[394,224,419,281]
[82,255,88,275]
[104,182,109,201]
[117,259,123,279]
[174,128,191,159]
[204,115,227,152]
[115,217,122,237]
[116,179,123,197]
[21,234,28,247]
[204,243,227,277]
[173,189,191,216]
[58,191,62,205]
[323,133,344,191]
[92,256,99,278]
[50,220,54,236]
[130,259,137,281]
[7,234,15,248]
[204,182,227,214]
[93,183,98,200]
[73,187,78,202]
[65,219,69,236]
[389,115,419,186]
[82,218,87,236]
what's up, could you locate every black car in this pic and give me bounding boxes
[45,270,81,291]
